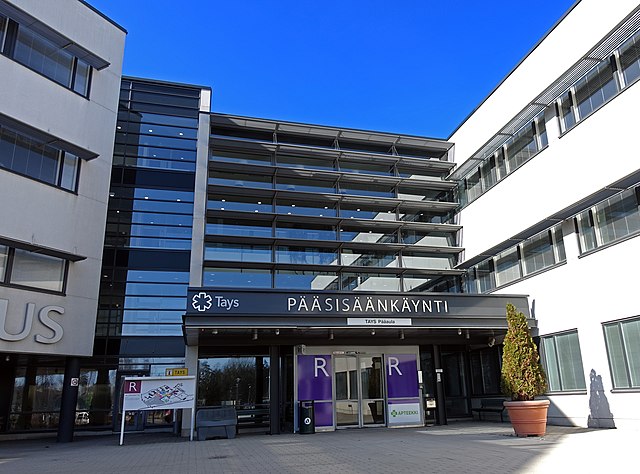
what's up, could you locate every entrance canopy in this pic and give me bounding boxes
[183,289,532,346]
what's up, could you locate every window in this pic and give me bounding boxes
[274,271,338,290]
[603,317,640,389]
[494,247,521,287]
[8,249,66,292]
[0,125,80,191]
[205,243,271,263]
[573,60,619,121]
[202,267,271,288]
[0,245,7,281]
[619,32,640,86]
[276,246,337,265]
[541,331,587,392]
[470,347,501,395]
[1,16,92,97]
[575,187,640,253]
[521,231,555,275]
[505,123,537,171]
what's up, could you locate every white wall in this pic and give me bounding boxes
[0,0,125,356]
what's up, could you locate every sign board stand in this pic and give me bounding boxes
[119,376,196,446]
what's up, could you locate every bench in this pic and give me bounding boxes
[236,405,270,432]
[196,407,237,440]
[471,398,507,422]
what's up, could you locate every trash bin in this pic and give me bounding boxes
[299,400,315,434]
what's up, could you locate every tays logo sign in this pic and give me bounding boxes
[191,292,239,312]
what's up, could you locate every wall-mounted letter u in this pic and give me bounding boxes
[0,299,35,342]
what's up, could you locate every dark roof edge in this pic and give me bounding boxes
[212,112,453,148]
[123,75,212,92]
[446,0,582,140]
[78,1,128,34]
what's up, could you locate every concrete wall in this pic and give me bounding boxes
[0,0,125,356]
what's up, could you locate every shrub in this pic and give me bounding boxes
[500,303,547,401]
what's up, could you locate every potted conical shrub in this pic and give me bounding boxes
[501,303,549,437]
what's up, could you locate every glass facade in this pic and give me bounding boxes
[206,117,462,293]
[97,79,202,347]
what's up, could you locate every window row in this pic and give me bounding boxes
[204,243,455,269]
[459,27,640,207]
[0,14,91,96]
[576,186,640,254]
[539,316,640,393]
[0,245,67,293]
[212,127,444,160]
[211,151,448,180]
[206,219,456,247]
[202,267,458,292]
[0,124,79,191]
[460,112,547,205]
[208,195,454,224]
[466,225,565,293]
[209,171,453,202]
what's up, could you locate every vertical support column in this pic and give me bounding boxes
[269,345,281,435]
[0,355,16,432]
[57,356,80,443]
[432,345,447,426]
[181,345,199,437]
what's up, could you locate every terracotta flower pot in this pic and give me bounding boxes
[503,399,550,437]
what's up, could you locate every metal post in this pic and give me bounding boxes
[432,345,447,426]
[57,356,81,443]
[269,345,280,435]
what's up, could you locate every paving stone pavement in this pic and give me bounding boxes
[0,421,635,473]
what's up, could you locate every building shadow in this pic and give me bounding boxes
[587,369,615,429]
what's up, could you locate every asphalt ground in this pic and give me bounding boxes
[0,421,635,473]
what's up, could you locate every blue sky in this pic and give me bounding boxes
[88,0,576,138]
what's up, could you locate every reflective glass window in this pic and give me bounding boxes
[494,247,521,287]
[205,243,272,263]
[402,275,433,291]
[121,323,183,336]
[14,26,74,88]
[397,166,443,181]
[505,123,538,171]
[0,245,7,281]
[576,211,597,253]
[209,171,273,188]
[575,61,619,120]
[10,249,66,292]
[208,195,272,213]
[122,310,184,323]
[124,283,187,296]
[464,168,482,202]
[401,229,454,246]
[124,296,186,310]
[399,210,450,224]
[341,203,396,221]
[558,91,576,132]
[339,160,393,176]
[620,32,640,86]
[72,59,91,96]
[341,250,399,268]
[475,260,495,293]
[126,270,189,283]
[276,246,338,265]
[340,182,394,198]
[276,222,336,240]
[202,267,271,288]
[397,186,450,202]
[594,188,640,246]
[521,231,555,275]
[211,151,271,166]
[542,331,587,392]
[275,271,338,290]
[340,227,398,244]
[275,200,336,217]
[119,112,198,129]
[402,252,453,270]
[278,154,334,170]
[341,273,400,292]
[206,219,272,238]
[127,237,191,250]
[276,177,335,193]
[118,122,198,139]
[604,317,640,389]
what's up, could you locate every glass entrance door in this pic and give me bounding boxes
[335,356,358,427]
[334,354,385,428]
[360,355,385,426]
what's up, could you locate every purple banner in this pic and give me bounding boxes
[314,401,334,427]
[297,355,332,401]
[385,354,419,399]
